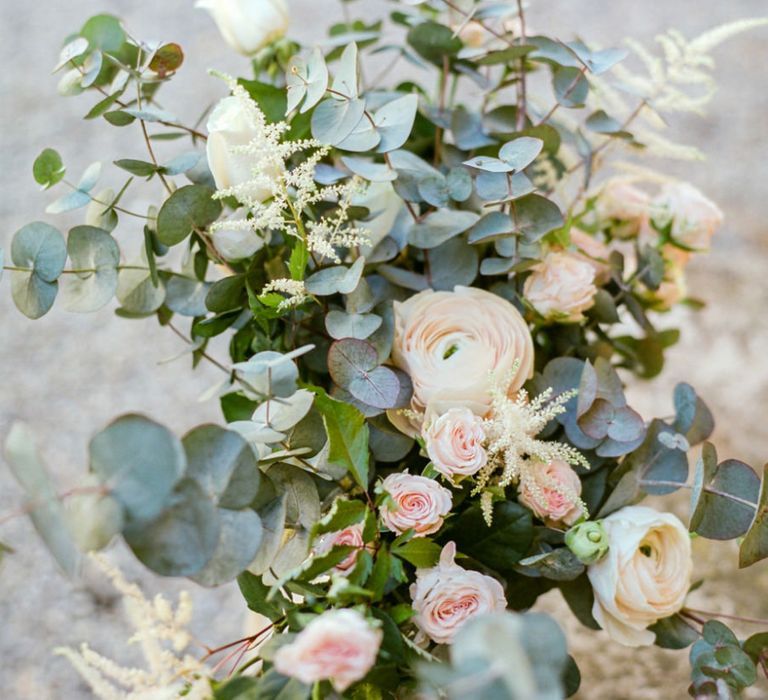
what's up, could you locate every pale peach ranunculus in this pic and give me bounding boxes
[391,286,534,433]
[379,473,452,537]
[314,523,366,573]
[424,407,487,479]
[570,228,612,285]
[652,182,724,251]
[523,251,597,323]
[410,542,507,644]
[272,608,382,691]
[518,459,585,527]
[587,506,693,647]
[596,179,651,235]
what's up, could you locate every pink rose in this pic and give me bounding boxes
[380,473,452,537]
[596,179,651,234]
[523,251,597,323]
[518,459,585,526]
[314,523,366,572]
[410,542,507,644]
[424,408,487,479]
[652,182,723,250]
[273,609,382,691]
[391,286,534,435]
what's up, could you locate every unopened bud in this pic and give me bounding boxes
[565,520,609,564]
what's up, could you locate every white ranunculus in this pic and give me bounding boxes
[652,182,723,251]
[206,95,282,204]
[197,0,289,56]
[273,609,381,692]
[379,473,452,537]
[211,214,265,261]
[523,251,597,323]
[391,286,534,434]
[587,506,693,647]
[424,408,487,479]
[410,542,507,644]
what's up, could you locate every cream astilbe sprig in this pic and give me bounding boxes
[55,554,211,700]
[209,75,370,263]
[475,366,590,520]
[261,278,309,311]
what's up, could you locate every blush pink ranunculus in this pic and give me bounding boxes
[523,251,598,323]
[410,542,507,644]
[518,459,585,527]
[314,522,366,573]
[272,608,382,691]
[424,407,488,479]
[390,286,534,434]
[379,473,452,537]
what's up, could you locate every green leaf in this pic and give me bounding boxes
[312,499,367,538]
[312,388,370,489]
[156,185,222,246]
[674,383,715,445]
[311,97,366,146]
[33,149,65,189]
[650,614,700,650]
[114,159,159,177]
[116,267,165,314]
[514,194,564,242]
[241,79,288,123]
[451,502,533,573]
[80,14,126,54]
[428,236,479,290]
[10,269,58,319]
[407,21,462,65]
[552,66,589,108]
[325,310,382,340]
[391,537,442,568]
[183,425,261,510]
[61,226,120,312]
[328,338,400,409]
[104,110,136,127]
[467,211,515,244]
[690,443,759,541]
[164,275,210,317]
[304,256,365,296]
[191,508,263,586]
[409,208,480,249]
[4,423,81,576]
[498,137,544,171]
[11,221,67,282]
[739,464,768,568]
[124,478,220,577]
[237,571,287,620]
[149,42,184,76]
[89,414,186,523]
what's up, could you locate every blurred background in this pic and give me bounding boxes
[1,1,766,697]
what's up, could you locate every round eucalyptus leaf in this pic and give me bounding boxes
[191,508,263,587]
[89,414,186,523]
[65,477,125,552]
[374,93,418,153]
[498,136,544,171]
[61,226,120,312]
[156,185,222,246]
[515,194,565,242]
[336,113,381,152]
[553,66,589,107]
[251,389,316,433]
[164,275,210,317]
[183,425,261,510]
[33,149,66,190]
[409,209,480,249]
[468,211,515,244]
[305,256,365,296]
[116,267,165,313]
[325,310,382,340]
[248,493,288,575]
[11,272,58,319]
[124,478,220,577]
[446,167,473,202]
[429,236,479,290]
[266,464,320,530]
[311,97,366,146]
[332,43,360,99]
[328,338,400,409]
[340,157,396,182]
[233,350,300,399]
[11,221,67,282]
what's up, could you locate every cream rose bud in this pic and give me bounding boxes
[380,473,452,537]
[587,505,693,647]
[314,523,365,573]
[197,0,289,56]
[272,609,381,691]
[518,459,585,527]
[652,182,723,250]
[391,286,534,432]
[410,542,507,644]
[206,95,282,204]
[424,408,487,479]
[524,251,598,323]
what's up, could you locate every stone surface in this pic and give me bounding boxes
[1,2,767,698]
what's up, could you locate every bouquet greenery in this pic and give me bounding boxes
[3,1,768,698]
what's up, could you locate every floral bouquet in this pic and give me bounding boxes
[3,1,768,698]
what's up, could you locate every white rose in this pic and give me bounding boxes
[524,251,597,322]
[652,182,723,250]
[517,459,584,527]
[391,286,534,433]
[197,0,289,56]
[211,214,265,261]
[273,609,381,691]
[380,473,452,537]
[587,506,693,647]
[410,542,507,644]
[206,95,283,204]
[424,408,487,479]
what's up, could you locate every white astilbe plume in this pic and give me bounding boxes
[210,76,370,263]
[587,19,768,162]
[261,278,309,310]
[55,554,211,700]
[475,369,589,503]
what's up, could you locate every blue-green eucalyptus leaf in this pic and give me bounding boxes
[325,309,382,340]
[116,267,165,314]
[409,208,479,249]
[311,97,366,146]
[374,93,418,152]
[328,338,400,409]
[11,222,67,282]
[499,136,544,170]
[156,184,222,246]
[305,256,365,295]
[61,226,120,312]
[332,43,360,99]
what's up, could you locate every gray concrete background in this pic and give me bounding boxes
[1,1,767,698]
